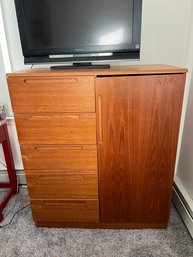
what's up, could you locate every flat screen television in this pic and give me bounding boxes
[15,0,142,69]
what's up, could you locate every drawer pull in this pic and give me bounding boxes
[98,95,103,144]
[23,78,78,84]
[42,200,86,205]
[28,114,80,120]
[33,146,83,150]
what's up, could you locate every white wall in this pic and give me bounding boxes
[176,1,193,201]
[0,43,23,171]
[0,44,12,115]
[0,0,26,71]
[177,77,193,199]
[1,0,192,70]
[0,2,11,73]
[0,1,24,172]
[0,0,193,181]
[177,100,193,194]
[140,0,191,66]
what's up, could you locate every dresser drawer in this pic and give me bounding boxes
[21,145,97,172]
[8,76,95,113]
[31,199,99,222]
[26,173,98,199]
[15,114,96,144]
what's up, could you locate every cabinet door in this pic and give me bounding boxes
[96,74,185,224]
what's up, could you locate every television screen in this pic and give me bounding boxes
[15,0,142,65]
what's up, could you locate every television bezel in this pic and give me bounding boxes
[14,0,142,64]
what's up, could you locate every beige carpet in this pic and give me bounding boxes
[0,187,193,257]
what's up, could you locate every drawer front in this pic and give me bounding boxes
[21,145,97,172]
[26,173,99,199]
[15,114,96,144]
[8,76,95,113]
[31,200,99,222]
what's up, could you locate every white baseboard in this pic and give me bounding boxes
[0,169,26,184]
[173,180,193,238]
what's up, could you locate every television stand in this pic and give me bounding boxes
[50,62,110,70]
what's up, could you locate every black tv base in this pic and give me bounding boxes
[50,62,110,70]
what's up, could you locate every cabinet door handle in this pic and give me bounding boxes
[98,95,103,144]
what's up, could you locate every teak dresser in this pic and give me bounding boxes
[7,65,187,228]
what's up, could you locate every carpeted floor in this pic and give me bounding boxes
[0,187,193,257]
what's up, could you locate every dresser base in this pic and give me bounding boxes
[35,221,167,229]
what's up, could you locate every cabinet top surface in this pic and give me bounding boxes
[7,64,187,77]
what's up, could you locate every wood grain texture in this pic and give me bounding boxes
[96,74,186,223]
[7,65,187,78]
[6,67,187,228]
[7,76,95,113]
[26,173,98,199]
[31,199,99,222]
[14,113,96,145]
[21,145,97,172]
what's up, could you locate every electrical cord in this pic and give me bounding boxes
[0,148,27,228]
[3,192,18,220]
[2,178,20,220]
[0,180,28,228]
[0,160,7,168]
[0,204,30,228]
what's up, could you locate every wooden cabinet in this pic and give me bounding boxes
[96,74,186,224]
[8,74,99,225]
[7,65,187,228]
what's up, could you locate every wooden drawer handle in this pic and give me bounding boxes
[23,78,78,84]
[42,200,86,205]
[33,146,83,150]
[98,95,103,144]
[28,114,80,120]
